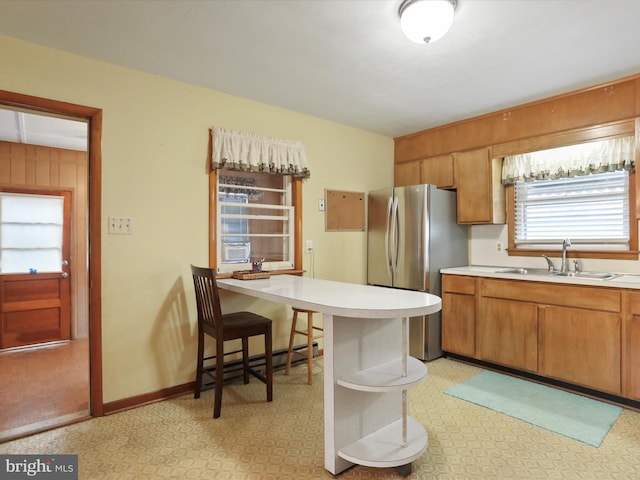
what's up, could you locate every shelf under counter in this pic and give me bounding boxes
[337,357,427,392]
[338,417,428,468]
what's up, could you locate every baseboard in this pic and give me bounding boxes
[103,383,195,415]
[445,352,640,412]
[102,343,319,415]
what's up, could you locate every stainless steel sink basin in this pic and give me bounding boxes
[494,268,550,275]
[551,271,619,280]
[493,267,619,281]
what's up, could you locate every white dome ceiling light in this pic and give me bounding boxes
[399,0,457,44]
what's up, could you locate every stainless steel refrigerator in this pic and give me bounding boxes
[367,184,468,360]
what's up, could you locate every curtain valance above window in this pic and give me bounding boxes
[210,127,310,179]
[501,135,635,185]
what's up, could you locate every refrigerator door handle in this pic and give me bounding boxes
[385,196,393,276]
[391,196,400,272]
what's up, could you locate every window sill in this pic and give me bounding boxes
[507,248,639,261]
[216,269,305,279]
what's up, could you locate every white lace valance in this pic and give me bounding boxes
[502,135,635,185]
[210,127,310,178]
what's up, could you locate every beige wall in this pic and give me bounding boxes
[0,35,394,403]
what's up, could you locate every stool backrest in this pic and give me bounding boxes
[191,265,223,332]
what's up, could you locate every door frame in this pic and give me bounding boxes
[0,90,103,416]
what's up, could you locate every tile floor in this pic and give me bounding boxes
[1,357,639,479]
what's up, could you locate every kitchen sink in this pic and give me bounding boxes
[551,271,620,280]
[494,268,550,275]
[494,268,619,281]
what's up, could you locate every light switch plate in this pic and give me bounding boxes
[108,216,133,235]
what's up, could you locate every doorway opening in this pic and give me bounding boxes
[0,91,102,442]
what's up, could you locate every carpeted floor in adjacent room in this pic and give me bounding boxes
[1,358,639,479]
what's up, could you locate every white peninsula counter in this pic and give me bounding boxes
[217,274,442,475]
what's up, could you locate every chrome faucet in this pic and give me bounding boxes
[561,238,571,273]
[542,255,556,272]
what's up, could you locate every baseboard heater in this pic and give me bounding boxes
[201,343,319,388]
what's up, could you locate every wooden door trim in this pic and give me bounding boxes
[0,89,104,417]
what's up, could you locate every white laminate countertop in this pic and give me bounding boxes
[441,265,640,289]
[217,274,442,318]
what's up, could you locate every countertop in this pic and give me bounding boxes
[218,274,442,318]
[441,265,640,289]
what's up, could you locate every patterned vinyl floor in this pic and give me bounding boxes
[1,358,639,479]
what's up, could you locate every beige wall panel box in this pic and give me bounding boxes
[324,189,365,232]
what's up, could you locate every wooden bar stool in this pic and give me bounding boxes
[285,307,323,384]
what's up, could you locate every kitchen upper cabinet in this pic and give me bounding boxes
[394,161,420,187]
[455,147,505,224]
[393,76,638,164]
[442,275,476,357]
[539,306,621,395]
[478,297,538,373]
[420,154,455,189]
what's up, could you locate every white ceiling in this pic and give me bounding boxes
[0,109,87,151]
[1,0,640,139]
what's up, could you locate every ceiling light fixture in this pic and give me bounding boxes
[399,0,457,44]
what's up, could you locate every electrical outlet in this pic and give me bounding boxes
[108,216,134,235]
[496,242,503,252]
[306,240,313,253]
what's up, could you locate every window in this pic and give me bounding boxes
[0,192,64,273]
[215,170,295,274]
[504,133,637,258]
[513,170,631,251]
[208,127,308,273]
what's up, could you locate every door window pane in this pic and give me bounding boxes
[0,193,64,273]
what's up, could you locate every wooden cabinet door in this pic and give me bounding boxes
[420,154,454,188]
[455,147,505,224]
[478,297,538,372]
[626,292,640,400]
[539,306,621,395]
[626,313,640,400]
[455,147,491,223]
[442,292,475,357]
[394,161,420,187]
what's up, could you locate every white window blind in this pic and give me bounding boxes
[514,170,629,249]
[0,193,64,273]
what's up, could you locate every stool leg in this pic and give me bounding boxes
[306,312,313,385]
[242,337,250,384]
[213,338,225,418]
[265,324,273,402]
[285,309,298,375]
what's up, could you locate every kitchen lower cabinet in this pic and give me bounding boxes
[539,306,621,395]
[442,293,475,357]
[441,273,634,402]
[625,293,640,400]
[478,297,538,373]
[442,276,476,357]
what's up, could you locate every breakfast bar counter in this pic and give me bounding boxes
[217,275,442,475]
